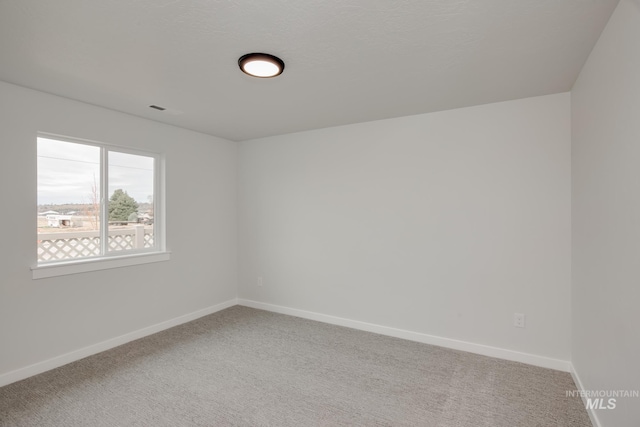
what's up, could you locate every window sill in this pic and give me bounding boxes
[32,252,171,280]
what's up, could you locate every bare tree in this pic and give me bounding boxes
[82,175,100,229]
[147,195,154,218]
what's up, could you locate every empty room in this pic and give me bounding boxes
[0,0,638,426]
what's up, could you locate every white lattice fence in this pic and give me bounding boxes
[38,226,154,262]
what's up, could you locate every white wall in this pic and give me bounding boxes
[238,93,572,362]
[572,0,640,425]
[0,81,237,379]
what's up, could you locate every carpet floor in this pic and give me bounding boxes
[0,306,591,426]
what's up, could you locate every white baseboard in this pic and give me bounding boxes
[0,298,238,388]
[238,299,571,372]
[570,363,602,427]
[1,298,572,389]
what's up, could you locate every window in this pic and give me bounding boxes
[35,135,166,276]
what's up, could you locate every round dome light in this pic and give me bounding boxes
[238,53,285,78]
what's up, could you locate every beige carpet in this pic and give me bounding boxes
[0,306,591,426]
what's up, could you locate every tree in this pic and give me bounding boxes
[147,194,154,218]
[109,189,138,221]
[82,174,100,229]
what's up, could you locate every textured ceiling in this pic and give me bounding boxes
[0,0,619,141]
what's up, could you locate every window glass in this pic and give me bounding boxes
[37,138,101,262]
[37,136,160,265]
[108,151,155,252]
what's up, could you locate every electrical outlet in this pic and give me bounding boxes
[257,276,263,287]
[514,313,525,328]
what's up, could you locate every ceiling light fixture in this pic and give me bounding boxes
[238,53,285,78]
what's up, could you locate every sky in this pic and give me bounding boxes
[37,137,154,206]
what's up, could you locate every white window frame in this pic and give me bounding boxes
[32,133,169,279]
